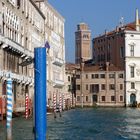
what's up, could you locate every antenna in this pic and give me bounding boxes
[119,16,124,27]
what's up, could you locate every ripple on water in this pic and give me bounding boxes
[1,108,140,140]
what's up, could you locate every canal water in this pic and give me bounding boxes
[1,108,140,140]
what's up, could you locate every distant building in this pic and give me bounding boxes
[76,63,125,107]
[92,9,140,107]
[75,23,91,64]
[0,0,45,112]
[65,63,77,109]
[93,25,126,70]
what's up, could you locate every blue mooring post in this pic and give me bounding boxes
[6,78,13,140]
[34,47,47,140]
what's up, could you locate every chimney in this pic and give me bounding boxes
[105,29,107,35]
[116,26,119,32]
[135,8,140,31]
[106,62,109,71]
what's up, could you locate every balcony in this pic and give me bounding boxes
[53,79,64,88]
[0,70,33,85]
[0,34,33,57]
[127,88,137,93]
[53,57,64,66]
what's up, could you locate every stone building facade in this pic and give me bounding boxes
[125,30,140,106]
[0,0,45,112]
[124,9,140,106]
[34,1,65,109]
[65,63,77,109]
[76,64,125,107]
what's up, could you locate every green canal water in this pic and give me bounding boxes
[1,108,140,140]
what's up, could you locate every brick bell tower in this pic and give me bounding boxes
[75,23,91,64]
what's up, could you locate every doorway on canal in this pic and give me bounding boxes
[92,95,97,106]
[130,93,137,107]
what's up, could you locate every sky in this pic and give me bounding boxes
[48,0,140,63]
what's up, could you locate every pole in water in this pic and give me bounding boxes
[34,47,47,140]
[59,94,62,117]
[25,94,29,119]
[63,93,65,111]
[53,93,56,118]
[6,78,13,140]
[0,97,3,121]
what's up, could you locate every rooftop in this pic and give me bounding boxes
[94,20,140,39]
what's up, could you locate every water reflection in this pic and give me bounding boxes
[117,109,140,140]
[47,108,140,140]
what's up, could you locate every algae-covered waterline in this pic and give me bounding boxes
[1,108,140,140]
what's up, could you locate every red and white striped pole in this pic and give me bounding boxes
[1,96,4,121]
[63,93,65,110]
[70,94,72,108]
[0,97,3,120]
[59,94,62,117]
[25,94,29,119]
[53,93,56,118]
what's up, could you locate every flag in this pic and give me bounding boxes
[44,41,50,49]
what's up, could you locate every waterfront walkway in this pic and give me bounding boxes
[1,108,140,140]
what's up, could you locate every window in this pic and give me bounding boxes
[77,96,80,101]
[76,74,80,79]
[91,74,99,79]
[130,66,135,78]
[108,44,111,51]
[76,85,80,90]
[118,74,123,78]
[120,47,124,58]
[95,74,99,78]
[25,37,28,49]
[86,84,88,90]
[68,76,70,81]
[68,85,71,92]
[100,74,105,78]
[111,96,115,101]
[91,74,94,79]
[131,82,135,89]
[107,53,111,61]
[121,33,124,37]
[83,34,89,39]
[109,84,115,90]
[101,54,103,61]
[86,96,88,102]
[120,96,123,101]
[130,45,134,56]
[90,84,99,93]
[17,0,20,7]
[120,84,123,90]
[86,74,88,79]
[102,96,105,101]
[109,74,115,78]
[101,84,106,90]
[98,55,100,62]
